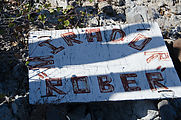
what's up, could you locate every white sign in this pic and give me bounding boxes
[29,22,181,104]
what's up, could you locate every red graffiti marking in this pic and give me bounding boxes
[120,73,141,92]
[28,55,54,69]
[86,28,102,42]
[128,34,152,51]
[144,51,170,63]
[38,72,48,79]
[38,74,44,79]
[97,75,114,93]
[146,72,168,91]
[156,66,166,72]
[45,78,66,97]
[71,76,90,94]
[39,38,65,54]
[61,32,83,46]
[156,66,162,70]
[110,29,126,42]
[161,67,166,72]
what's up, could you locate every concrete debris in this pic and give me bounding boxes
[158,100,177,120]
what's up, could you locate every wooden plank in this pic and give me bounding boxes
[29,22,181,104]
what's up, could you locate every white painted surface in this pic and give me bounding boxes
[29,22,181,104]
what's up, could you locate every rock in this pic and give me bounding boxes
[82,1,95,7]
[75,6,97,15]
[155,0,174,6]
[0,104,17,120]
[173,38,181,61]
[112,6,126,21]
[157,100,177,120]
[69,1,78,8]
[169,98,181,118]
[132,100,159,119]
[169,15,181,27]
[133,14,144,23]
[99,17,120,26]
[155,17,172,29]
[87,16,99,27]
[47,0,68,9]
[173,5,181,15]
[98,1,116,16]
[139,110,159,120]
[110,0,125,6]
[147,8,160,20]
[126,6,148,23]
[125,0,135,7]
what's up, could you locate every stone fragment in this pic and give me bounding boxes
[82,1,95,7]
[132,100,158,119]
[69,0,78,7]
[125,0,135,7]
[155,0,174,6]
[87,16,99,27]
[47,0,68,9]
[98,1,116,16]
[169,98,181,118]
[174,5,181,15]
[126,6,148,23]
[158,100,177,120]
[110,0,125,6]
[139,110,159,120]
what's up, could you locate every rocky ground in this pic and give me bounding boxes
[1,0,181,120]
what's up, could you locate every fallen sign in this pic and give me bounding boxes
[29,22,181,104]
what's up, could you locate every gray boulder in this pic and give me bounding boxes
[158,100,177,120]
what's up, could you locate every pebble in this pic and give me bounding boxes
[126,6,148,23]
[158,100,177,120]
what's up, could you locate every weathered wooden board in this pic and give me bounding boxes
[29,22,181,104]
